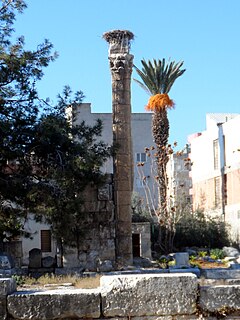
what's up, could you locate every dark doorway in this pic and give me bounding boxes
[132,233,140,257]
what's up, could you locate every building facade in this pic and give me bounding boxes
[72,103,156,207]
[189,113,240,240]
[167,146,192,210]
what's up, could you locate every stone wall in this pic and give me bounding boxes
[62,175,116,272]
[5,274,240,319]
[2,241,22,268]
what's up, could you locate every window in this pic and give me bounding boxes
[41,230,51,252]
[213,139,219,170]
[214,177,221,207]
[136,153,147,163]
[237,210,240,220]
[223,135,226,167]
[224,174,227,205]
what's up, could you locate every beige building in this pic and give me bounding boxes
[189,113,240,240]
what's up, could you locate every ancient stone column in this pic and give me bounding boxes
[103,30,134,266]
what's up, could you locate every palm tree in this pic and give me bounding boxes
[134,58,185,252]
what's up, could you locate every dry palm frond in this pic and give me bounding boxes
[146,93,175,112]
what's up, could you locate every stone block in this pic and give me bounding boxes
[98,184,111,200]
[131,317,172,320]
[0,254,15,269]
[169,268,201,277]
[42,256,56,268]
[0,268,16,277]
[175,252,190,268]
[28,248,42,268]
[0,278,16,296]
[0,278,16,320]
[7,288,101,319]
[200,268,240,279]
[101,273,198,317]
[199,285,240,313]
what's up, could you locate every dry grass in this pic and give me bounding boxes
[17,274,101,290]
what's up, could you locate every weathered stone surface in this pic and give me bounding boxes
[101,274,198,317]
[131,317,172,320]
[0,278,16,296]
[28,248,42,268]
[0,268,16,277]
[97,259,113,272]
[169,268,201,277]
[7,288,101,319]
[200,268,240,279]
[175,252,190,268]
[0,278,16,320]
[42,256,55,268]
[199,285,240,313]
[0,253,15,269]
[223,246,240,257]
[98,184,111,200]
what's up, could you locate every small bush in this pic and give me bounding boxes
[12,275,25,286]
[198,251,207,258]
[174,210,230,249]
[210,248,225,260]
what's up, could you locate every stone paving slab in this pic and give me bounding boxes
[7,288,101,319]
[200,268,240,279]
[101,273,198,317]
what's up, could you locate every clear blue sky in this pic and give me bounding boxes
[14,0,240,149]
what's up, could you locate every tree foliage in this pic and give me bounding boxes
[134,59,185,95]
[174,210,230,249]
[0,0,112,247]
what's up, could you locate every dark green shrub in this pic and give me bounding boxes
[174,210,230,249]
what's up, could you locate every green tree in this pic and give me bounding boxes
[134,59,185,253]
[0,0,57,241]
[0,0,112,253]
[174,210,230,249]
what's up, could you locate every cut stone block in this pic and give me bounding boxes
[7,288,101,319]
[101,273,198,317]
[175,252,190,268]
[200,268,240,279]
[199,285,240,313]
[0,278,16,296]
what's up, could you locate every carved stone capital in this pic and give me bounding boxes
[109,53,134,76]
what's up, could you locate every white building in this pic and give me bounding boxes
[189,113,240,240]
[72,103,156,206]
[167,145,192,210]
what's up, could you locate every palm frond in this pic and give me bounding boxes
[134,58,186,95]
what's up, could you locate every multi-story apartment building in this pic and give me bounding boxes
[189,113,240,240]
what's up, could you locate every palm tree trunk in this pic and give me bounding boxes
[152,108,173,253]
[152,109,169,217]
